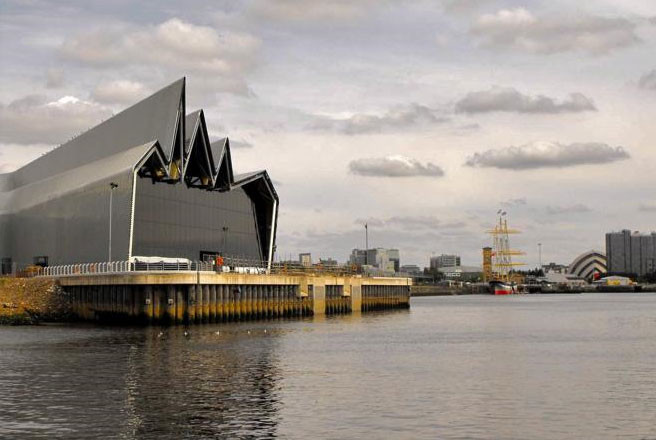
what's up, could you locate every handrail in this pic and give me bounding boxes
[33,256,403,278]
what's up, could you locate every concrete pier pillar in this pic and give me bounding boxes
[266,285,273,319]
[244,285,250,319]
[187,285,196,323]
[311,280,326,316]
[152,286,162,322]
[175,287,184,324]
[164,285,175,324]
[209,285,217,323]
[141,285,153,323]
[195,284,203,323]
[202,285,210,323]
[218,285,225,321]
[274,285,281,318]
[227,285,233,320]
[255,286,262,318]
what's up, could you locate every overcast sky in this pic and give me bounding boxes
[1,0,655,267]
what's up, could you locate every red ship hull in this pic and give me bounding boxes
[490,281,515,295]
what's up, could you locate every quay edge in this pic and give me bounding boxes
[51,272,411,325]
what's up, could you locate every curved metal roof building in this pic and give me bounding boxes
[0,78,278,271]
[567,250,607,279]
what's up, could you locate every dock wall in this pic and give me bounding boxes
[54,272,410,324]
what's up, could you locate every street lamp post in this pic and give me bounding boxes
[222,226,229,254]
[108,182,118,262]
[538,243,542,272]
[364,223,368,265]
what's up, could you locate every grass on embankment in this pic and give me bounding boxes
[0,277,72,325]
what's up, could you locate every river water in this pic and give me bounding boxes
[1,293,655,439]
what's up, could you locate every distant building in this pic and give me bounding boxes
[430,254,461,269]
[400,264,421,275]
[319,257,338,267]
[349,249,367,266]
[349,248,400,273]
[482,247,492,282]
[387,249,400,272]
[438,265,482,281]
[542,262,568,274]
[299,253,312,267]
[543,272,587,288]
[568,250,607,280]
[606,230,656,276]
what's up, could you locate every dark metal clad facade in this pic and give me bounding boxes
[0,78,278,269]
[3,171,133,267]
[132,178,261,260]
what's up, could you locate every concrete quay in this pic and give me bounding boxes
[53,272,411,324]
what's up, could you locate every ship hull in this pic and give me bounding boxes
[489,281,515,295]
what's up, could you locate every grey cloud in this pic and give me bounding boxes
[310,103,448,134]
[349,155,445,177]
[45,68,64,89]
[638,203,656,212]
[229,139,254,148]
[638,69,656,90]
[443,0,495,15]
[387,216,442,230]
[471,8,639,55]
[501,197,527,207]
[354,218,386,228]
[465,141,630,170]
[0,95,112,145]
[59,18,260,95]
[455,87,596,114]
[92,80,150,104]
[249,0,380,22]
[545,204,592,215]
[355,216,465,230]
[457,123,480,131]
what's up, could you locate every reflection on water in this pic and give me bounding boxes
[0,323,285,439]
[1,294,655,439]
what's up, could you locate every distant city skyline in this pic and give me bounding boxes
[1,1,655,267]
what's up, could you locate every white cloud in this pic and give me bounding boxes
[471,8,639,55]
[465,141,630,170]
[455,87,596,114]
[92,80,150,104]
[60,18,260,94]
[349,155,445,177]
[309,103,448,134]
[0,95,112,145]
[638,69,656,90]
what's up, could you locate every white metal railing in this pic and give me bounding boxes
[37,260,216,277]
[34,256,407,278]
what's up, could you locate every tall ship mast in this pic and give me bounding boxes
[484,211,524,294]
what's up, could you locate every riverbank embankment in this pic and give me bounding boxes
[410,285,483,296]
[0,277,72,324]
